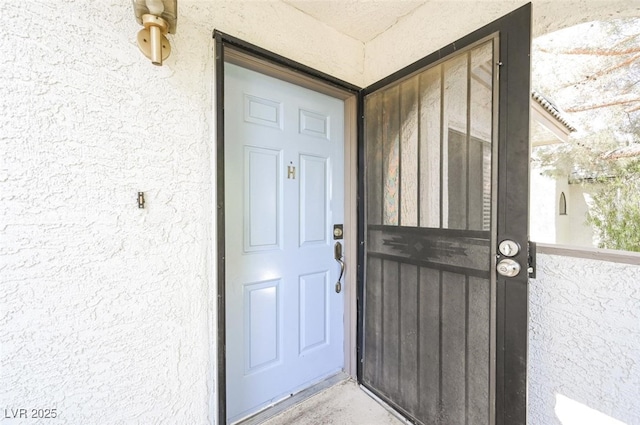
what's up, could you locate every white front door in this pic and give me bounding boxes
[224,62,345,423]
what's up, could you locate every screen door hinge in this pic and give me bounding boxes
[527,241,537,279]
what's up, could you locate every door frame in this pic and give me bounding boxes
[213,31,361,424]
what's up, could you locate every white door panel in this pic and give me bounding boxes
[245,279,281,372]
[299,154,329,246]
[299,271,330,353]
[244,146,282,252]
[225,62,345,423]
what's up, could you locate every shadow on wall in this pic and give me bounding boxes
[528,254,640,425]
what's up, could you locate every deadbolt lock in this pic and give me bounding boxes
[333,224,344,240]
[499,240,520,257]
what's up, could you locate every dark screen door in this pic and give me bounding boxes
[359,4,531,425]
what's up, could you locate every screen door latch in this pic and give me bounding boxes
[528,241,537,279]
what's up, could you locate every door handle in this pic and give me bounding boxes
[497,258,521,277]
[334,242,344,293]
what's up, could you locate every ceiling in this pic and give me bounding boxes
[279,1,640,44]
[282,0,426,42]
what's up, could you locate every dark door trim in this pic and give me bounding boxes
[494,6,532,423]
[213,30,360,425]
[215,2,532,418]
[357,4,531,425]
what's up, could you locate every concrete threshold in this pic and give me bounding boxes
[251,375,406,425]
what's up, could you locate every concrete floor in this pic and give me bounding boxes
[261,379,404,425]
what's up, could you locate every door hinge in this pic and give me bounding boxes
[527,241,537,279]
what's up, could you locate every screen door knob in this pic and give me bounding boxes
[497,259,521,277]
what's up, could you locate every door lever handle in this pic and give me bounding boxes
[334,242,344,293]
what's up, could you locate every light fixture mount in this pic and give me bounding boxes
[132,0,177,66]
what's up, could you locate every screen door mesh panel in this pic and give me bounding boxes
[362,40,494,425]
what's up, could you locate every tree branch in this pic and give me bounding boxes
[566,98,640,113]
[560,53,640,89]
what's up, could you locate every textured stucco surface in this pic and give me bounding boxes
[0,1,361,424]
[363,0,640,85]
[0,2,214,424]
[2,1,640,424]
[529,253,640,425]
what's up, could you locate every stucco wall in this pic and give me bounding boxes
[530,168,560,244]
[0,1,361,424]
[3,1,639,424]
[529,253,640,425]
[566,184,596,247]
[363,0,640,85]
[529,169,595,247]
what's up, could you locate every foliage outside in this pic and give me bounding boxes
[586,159,640,252]
[532,18,640,252]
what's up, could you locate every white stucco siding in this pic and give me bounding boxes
[530,169,559,243]
[363,1,521,84]
[567,184,597,247]
[529,169,599,248]
[363,0,640,85]
[0,1,362,424]
[211,1,364,84]
[0,2,214,423]
[529,253,640,425]
[3,1,640,424]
